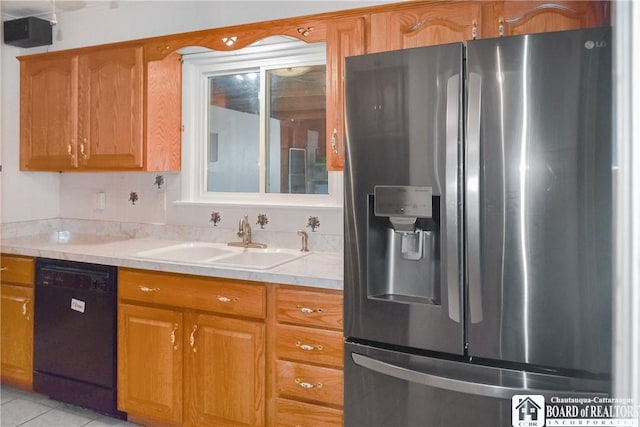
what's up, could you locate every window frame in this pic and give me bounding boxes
[180,38,341,207]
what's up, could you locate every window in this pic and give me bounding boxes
[181,38,339,206]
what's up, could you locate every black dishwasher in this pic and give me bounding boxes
[34,258,125,419]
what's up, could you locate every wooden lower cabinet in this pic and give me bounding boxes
[269,285,344,427]
[117,268,266,426]
[0,254,34,390]
[185,313,265,427]
[118,270,343,426]
[118,304,184,425]
[275,398,343,427]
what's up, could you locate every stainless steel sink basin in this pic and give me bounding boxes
[131,242,310,269]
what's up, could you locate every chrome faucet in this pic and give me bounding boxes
[297,230,309,252]
[228,215,267,248]
[239,215,251,244]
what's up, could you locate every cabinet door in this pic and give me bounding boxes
[78,45,144,169]
[489,1,609,38]
[186,313,265,427]
[118,303,183,425]
[0,284,33,387]
[325,16,365,171]
[369,2,482,53]
[20,54,79,170]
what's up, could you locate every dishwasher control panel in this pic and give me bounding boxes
[35,259,116,295]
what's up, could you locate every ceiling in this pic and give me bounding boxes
[1,1,95,20]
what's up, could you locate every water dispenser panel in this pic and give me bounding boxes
[374,186,432,232]
[374,186,432,217]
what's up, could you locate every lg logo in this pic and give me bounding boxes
[585,40,607,49]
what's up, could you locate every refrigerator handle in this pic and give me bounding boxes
[466,72,483,323]
[352,353,606,400]
[445,74,461,323]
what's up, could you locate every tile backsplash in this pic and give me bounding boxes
[4,172,344,253]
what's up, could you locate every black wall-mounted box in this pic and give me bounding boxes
[4,17,52,48]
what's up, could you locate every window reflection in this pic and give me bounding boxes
[267,65,328,194]
[207,73,260,192]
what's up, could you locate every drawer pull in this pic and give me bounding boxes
[190,324,198,352]
[0,267,8,271]
[170,323,178,350]
[295,378,323,389]
[139,286,160,292]
[296,341,324,352]
[217,295,239,303]
[296,305,323,314]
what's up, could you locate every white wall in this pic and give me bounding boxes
[1,41,60,222]
[0,1,394,229]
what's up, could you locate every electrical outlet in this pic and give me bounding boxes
[94,192,106,210]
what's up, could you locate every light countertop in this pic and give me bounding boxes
[1,234,343,290]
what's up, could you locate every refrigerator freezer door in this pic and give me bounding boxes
[465,28,612,375]
[345,342,609,427]
[344,43,464,354]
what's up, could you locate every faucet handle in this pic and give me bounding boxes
[257,213,268,229]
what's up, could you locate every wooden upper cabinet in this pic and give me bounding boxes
[325,16,365,171]
[20,54,79,170]
[369,2,483,53]
[78,45,144,169]
[488,1,610,38]
[19,44,181,172]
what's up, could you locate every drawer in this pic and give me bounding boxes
[0,255,34,287]
[119,268,266,319]
[275,287,342,330]
[276,360,343,407]
[276,324,343,368]
[275,398,343,427]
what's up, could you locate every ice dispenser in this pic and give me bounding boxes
[367,186,440,305]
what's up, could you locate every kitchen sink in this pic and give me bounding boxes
[211,248,311,269]
[131,242,237,263]
[131,242,310,269]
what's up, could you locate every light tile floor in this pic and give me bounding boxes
[0,385,139,427]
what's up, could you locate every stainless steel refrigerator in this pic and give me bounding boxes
[343,27,612,426]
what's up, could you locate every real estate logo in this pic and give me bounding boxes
[512,395,545,427]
